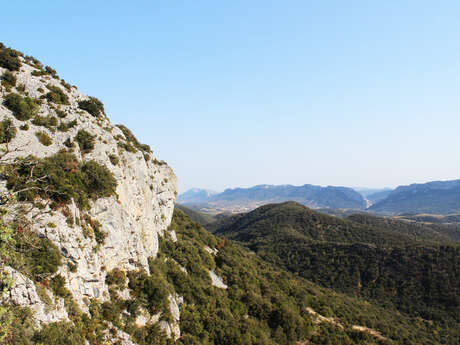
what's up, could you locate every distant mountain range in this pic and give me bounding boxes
[369,179,460,214]
[181,179,460,215]
[178,184,366,212]
[176,188,218,203]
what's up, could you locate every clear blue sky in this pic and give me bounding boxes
[3,1,460,192]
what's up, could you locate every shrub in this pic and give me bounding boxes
[43,84,69,105]
[0,118,16,143]
[1,70,16,88]
[13,229,62,281]
[35,131,53,146]
[31,69,46,77]
[3,93,40,120]
[57,122,69,132]
[0,47,21,71]
[60,80,72,91]
[24,55,43,69]
[19,123,29,131]
[75,129,95,153]
[116,124,151,153]
[108,154,119,165]
[6,152,117,210]
[45,66,57,77]
[32,322,86,345]
[63,138,74,147]
[51,274,71,297]
[56,109,67,118]
[106,268,126,288]
[66,119,77,128]
[81,160,117,199]
[78,97,105,117]
[16,83,25,92]
[32,115,58,130]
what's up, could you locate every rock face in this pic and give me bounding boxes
[0,54,177,329]
[1,266,69,325]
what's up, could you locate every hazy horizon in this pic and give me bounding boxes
[4,1,460,193]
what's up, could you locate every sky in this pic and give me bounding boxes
[3,1,460,192]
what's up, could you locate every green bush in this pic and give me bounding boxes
[51,274,71,297]
[78,97,105,117]
[3,93,40,121]
[5,152,117,209]
[116,124,151,153]
[108,154,119,165]
[45,66,57,77]
[32,114,58,130]
[43,84,69,105]
[35,131,53,146]
[75,129,95,153]
[32,322,86,345]
[0,118,16,143]
[106,268,127,288]
[13,229,62,281]
[19,123,29,131]
[56,109,67,118]
[0,46,21,71]
[1,70,16,88]
[81,160,117,199]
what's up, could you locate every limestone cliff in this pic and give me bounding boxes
[0,46,177,341]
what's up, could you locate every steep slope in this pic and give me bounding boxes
[369,179,460,214]
[157,209,459,344]
[0,43,178,344]
[182,183,366,213]
[214,202,460,324]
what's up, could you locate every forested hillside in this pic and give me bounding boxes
[213,202,460,328]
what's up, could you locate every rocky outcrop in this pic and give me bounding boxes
[209,270,227,289]
[0,53,177,335]
[1,266,68,325]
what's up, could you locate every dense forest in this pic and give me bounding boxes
[210,202,460,328]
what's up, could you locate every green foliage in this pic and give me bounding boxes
[74,129,95,153]
[0,46,22,71]
[161,209,460,345]
[51,274,71,297]
[127,269,171,315]
[3,93,40,121]
[0,118,17,143]
[35,131,53,146]
[214,202,460,324]
[78,97,105,117]
[1,70,17,89]
[115,125,151,153]
[45,66,57,77]
[43,84,69,105]
[19,123,29,131]
[32,321,86,345]
[55,109,67,118]
[106,268,126,288]
[5,152,117,210]
[10,228,62,281]
[108,154,119,165]
[31,115,58,131]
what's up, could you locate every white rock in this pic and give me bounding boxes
[2,266,68,325]
[209,270,228,289]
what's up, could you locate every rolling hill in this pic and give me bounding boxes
[213,202,460,325]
